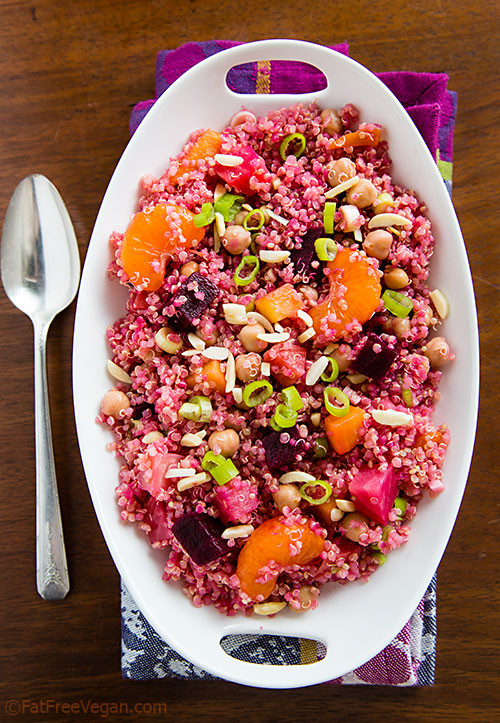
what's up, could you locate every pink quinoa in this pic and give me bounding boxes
[99,102,452,616]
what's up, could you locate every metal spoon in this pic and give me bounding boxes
[1,174,80,600]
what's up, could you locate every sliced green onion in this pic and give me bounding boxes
[190,395,212,422]
[270,417,283,431]
[372,551,387,565]
[234,255,260,286]
[243,208,265,231]
[279,132,306,161]
[281,386,304,411]
[299,479,332,505]
[320,356,339,383]
[314,236,338,262]
[272,404,298,429]
[394,496,407,516]
[381,525,392,541]
[323,202,336,235]
[179,402,201,421]
[242,380,273,407]
[193,202,215,228]
[202,451,239,485]
[324,386,350,417]
[313,437,329,459]
[402,388,414,408]
[382,289,414,318]
[214,193,244,222]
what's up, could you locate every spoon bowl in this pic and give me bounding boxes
[1,174,80,600]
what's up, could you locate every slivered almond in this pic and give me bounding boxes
[142,431,164,444]
[430,289,449,319]
[266,208,289,226]
[180,433,205,447]
[221,524,254,539]
[306,356,329,386]
[177,472,210,491]
[257,331,290,344]
[215,211,226,236]
[107,360,133,384]
[246,311,274,332]
[202,346,229,360]
[335,499,356,512]
[367,213,412,229]
[225,352,236,393]
[214,153,243,166]
[253,601,287,616]
[188,332,206,351]
[371,409,413,426]
[324,174,359,198]
[165,467,196,479]
[297,309,313,327]
[298,327,316,343]
[259,250,290,263]
[279,471,316,485]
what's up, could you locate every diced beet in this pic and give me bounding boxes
[214,145,272,196]
[351,333,397,380]
[262,427,305,472]
[348,465,399,525]
[167,272,219,331]
[289,229,324,283]
[137,450,182,499]
[145,497,171,545]
[263,342,307,387]
[172,512,230,566]
[214,478,259,524]
[331,536,360,559]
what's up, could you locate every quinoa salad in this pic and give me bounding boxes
[99,102,453,617]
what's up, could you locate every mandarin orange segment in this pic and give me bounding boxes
[310,247,381,342]
[325,405,366,455]
[255,284,304,324]
[187,359,226,394]
[170,129,222,183]
[236,517,325,601]
[120,203,205,291]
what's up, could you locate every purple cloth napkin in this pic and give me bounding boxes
[123,41,456,686]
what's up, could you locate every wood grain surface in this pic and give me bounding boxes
[1,1,499,720]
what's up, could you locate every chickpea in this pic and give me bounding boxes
[298,284,319,303]
[101,389,130,419]
[341,512,370,542]
[289,585,319,613]
[330,344,351,373]
[233,210,248,226]
[222,225,251,255]
[238,322,268,352]
[346,178,378,209]
[273,484,302,512]
[326,158,356,187]
[179,261,199,277]
[208,429,240,457]
[423,336,451,368]
[363,229,393,260]
[320,108,342,136]
[390,316,411,339]
[384,267,409,290]
[197,324,219,347]
[235,353,261,383]
[423,305,434,326]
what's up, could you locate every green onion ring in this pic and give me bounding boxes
[214,193,244,222]
[242,380,273,407]
[279,132,307,161]
[313,437,329,459]
[323,386,350,417]
[402,388,414,408]
[320,356,339,383]
[272,404,298,429]
[314,236,338,262]
[190,396,212,422]
[202,451,239,485]
[281,386,304,411]
[322,202,336,235]
[243,208,265,231]
[372,551,387,565]
[179,402,201,421]
[234,255,260,286]
[193,202,215,228]
[299,479,332,505]
[382,289,414,318]
[394,496,407,516]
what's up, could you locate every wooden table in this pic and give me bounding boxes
[1,1,498,720]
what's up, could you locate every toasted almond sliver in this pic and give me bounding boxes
[242,203,253,212]
[259,250,290,263]
[297,309,313,327]
[330,508,344,522]
[213,224,221,253]
[232,387,243,404]
[261,361,271,376]
[298,327,316,343]
[202,346,229,361]
[182,349,199,357]
[142,431,164,444]
[353,227,363,243]
[188,332,206,351]
[177,472,210,491]
[225,352,236,393]
[274,323,284,332]
[221,524,254,540]
[310,412,321,427]
[253,601,287,616]
[367,213,412,229]
[107,360,133,384]
[223,303,248,325]
[306,356,330,386]
[246,311,274,332]
[266,208,289,226]
[279,471,316,485]
[215,211,226,236]
[371,409,413,426]
[257,331,290,344]
[335,499,356,512]
[165,467,197,479]
[180,433,205,447]
[214,153,243,166]
[324,174,360,198]
[324,342,339,355]
[430,289,449,320]
[347,373,368,384]
[214,183,227,201]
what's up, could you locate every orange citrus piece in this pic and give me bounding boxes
[310,247,381,342]
[255,284,304,324]
[186,359,226,394]
[236,517,325,602]
[170,129,222,183]
[325,405,366,455]
[120,203,205,291]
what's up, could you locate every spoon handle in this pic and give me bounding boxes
[34,321,70,600]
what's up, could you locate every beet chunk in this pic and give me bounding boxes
[262,427,305,472]
[289,229,324,283]
[172,512,229,566]
[168,272,219,331]
[351,333,397,380]
[145,497,171,546]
